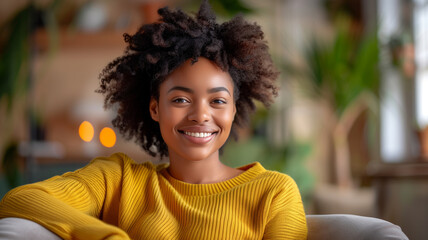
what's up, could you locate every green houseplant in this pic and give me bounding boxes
[283,16,380,188]
[0,1,60,193]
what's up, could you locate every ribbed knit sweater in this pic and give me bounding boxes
[0,153,307,240]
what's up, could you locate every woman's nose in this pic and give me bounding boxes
[188,102,210,123]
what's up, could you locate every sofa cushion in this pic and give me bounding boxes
[307,214,408,240]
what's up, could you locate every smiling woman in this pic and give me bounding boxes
[150,58,240,183]
[0,1,307,239]
[152,60,233,155]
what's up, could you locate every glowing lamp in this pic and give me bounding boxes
[100,127,116,148]
[79,121,94,142]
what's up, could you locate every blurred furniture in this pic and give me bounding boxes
[18,141,65,183]
[0,215,408,240]
[368,160,428,240]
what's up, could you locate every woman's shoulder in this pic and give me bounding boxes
[87,152,165,174]
[77,153,170,186]
[245,162,299,192]
[261,170,297,189]
[241,162,294,183]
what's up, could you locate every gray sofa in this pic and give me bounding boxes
[307,214,408,240]
[0,214,408,239]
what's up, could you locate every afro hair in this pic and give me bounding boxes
[98,0,279,157]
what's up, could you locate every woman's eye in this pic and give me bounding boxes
[212,99,226,104]
[172,98,189,103]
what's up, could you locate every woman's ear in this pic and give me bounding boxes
[149,98,159,122]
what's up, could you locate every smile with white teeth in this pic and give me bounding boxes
[184,132,213,138]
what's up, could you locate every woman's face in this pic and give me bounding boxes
[150,58,236,162]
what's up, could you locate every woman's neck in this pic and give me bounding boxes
[167,152,243,184]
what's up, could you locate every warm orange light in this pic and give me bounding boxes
[100,127,116,148]
[79,121,94,142]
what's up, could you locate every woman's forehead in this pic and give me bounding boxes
[161,58,234,91]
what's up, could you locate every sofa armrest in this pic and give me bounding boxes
[0,214,409,240]
[306,214,408,240]
[0,218,61,240]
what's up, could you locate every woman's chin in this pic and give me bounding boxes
[170,148,220,163]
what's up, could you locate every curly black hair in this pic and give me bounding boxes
[97,0,279,158]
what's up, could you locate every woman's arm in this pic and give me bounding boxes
[263,175,308,240]
[0,153,130,240]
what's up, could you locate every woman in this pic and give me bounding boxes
[0,1,307,239]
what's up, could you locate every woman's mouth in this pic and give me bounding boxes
[178,130,217,144]
[183,131,214,138]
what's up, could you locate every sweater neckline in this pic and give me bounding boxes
[159,162,265,196]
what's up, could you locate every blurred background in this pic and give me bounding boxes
[1,0,427,239]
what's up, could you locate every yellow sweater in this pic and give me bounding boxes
[0,153,307,240]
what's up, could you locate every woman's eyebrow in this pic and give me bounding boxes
[167,86,231,96]
[167,86,193,93]
[208,87,231,96]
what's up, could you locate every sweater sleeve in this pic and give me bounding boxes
[263,175,308,240]
[0,153,131,240]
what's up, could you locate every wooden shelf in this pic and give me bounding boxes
[368,161,428,179]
